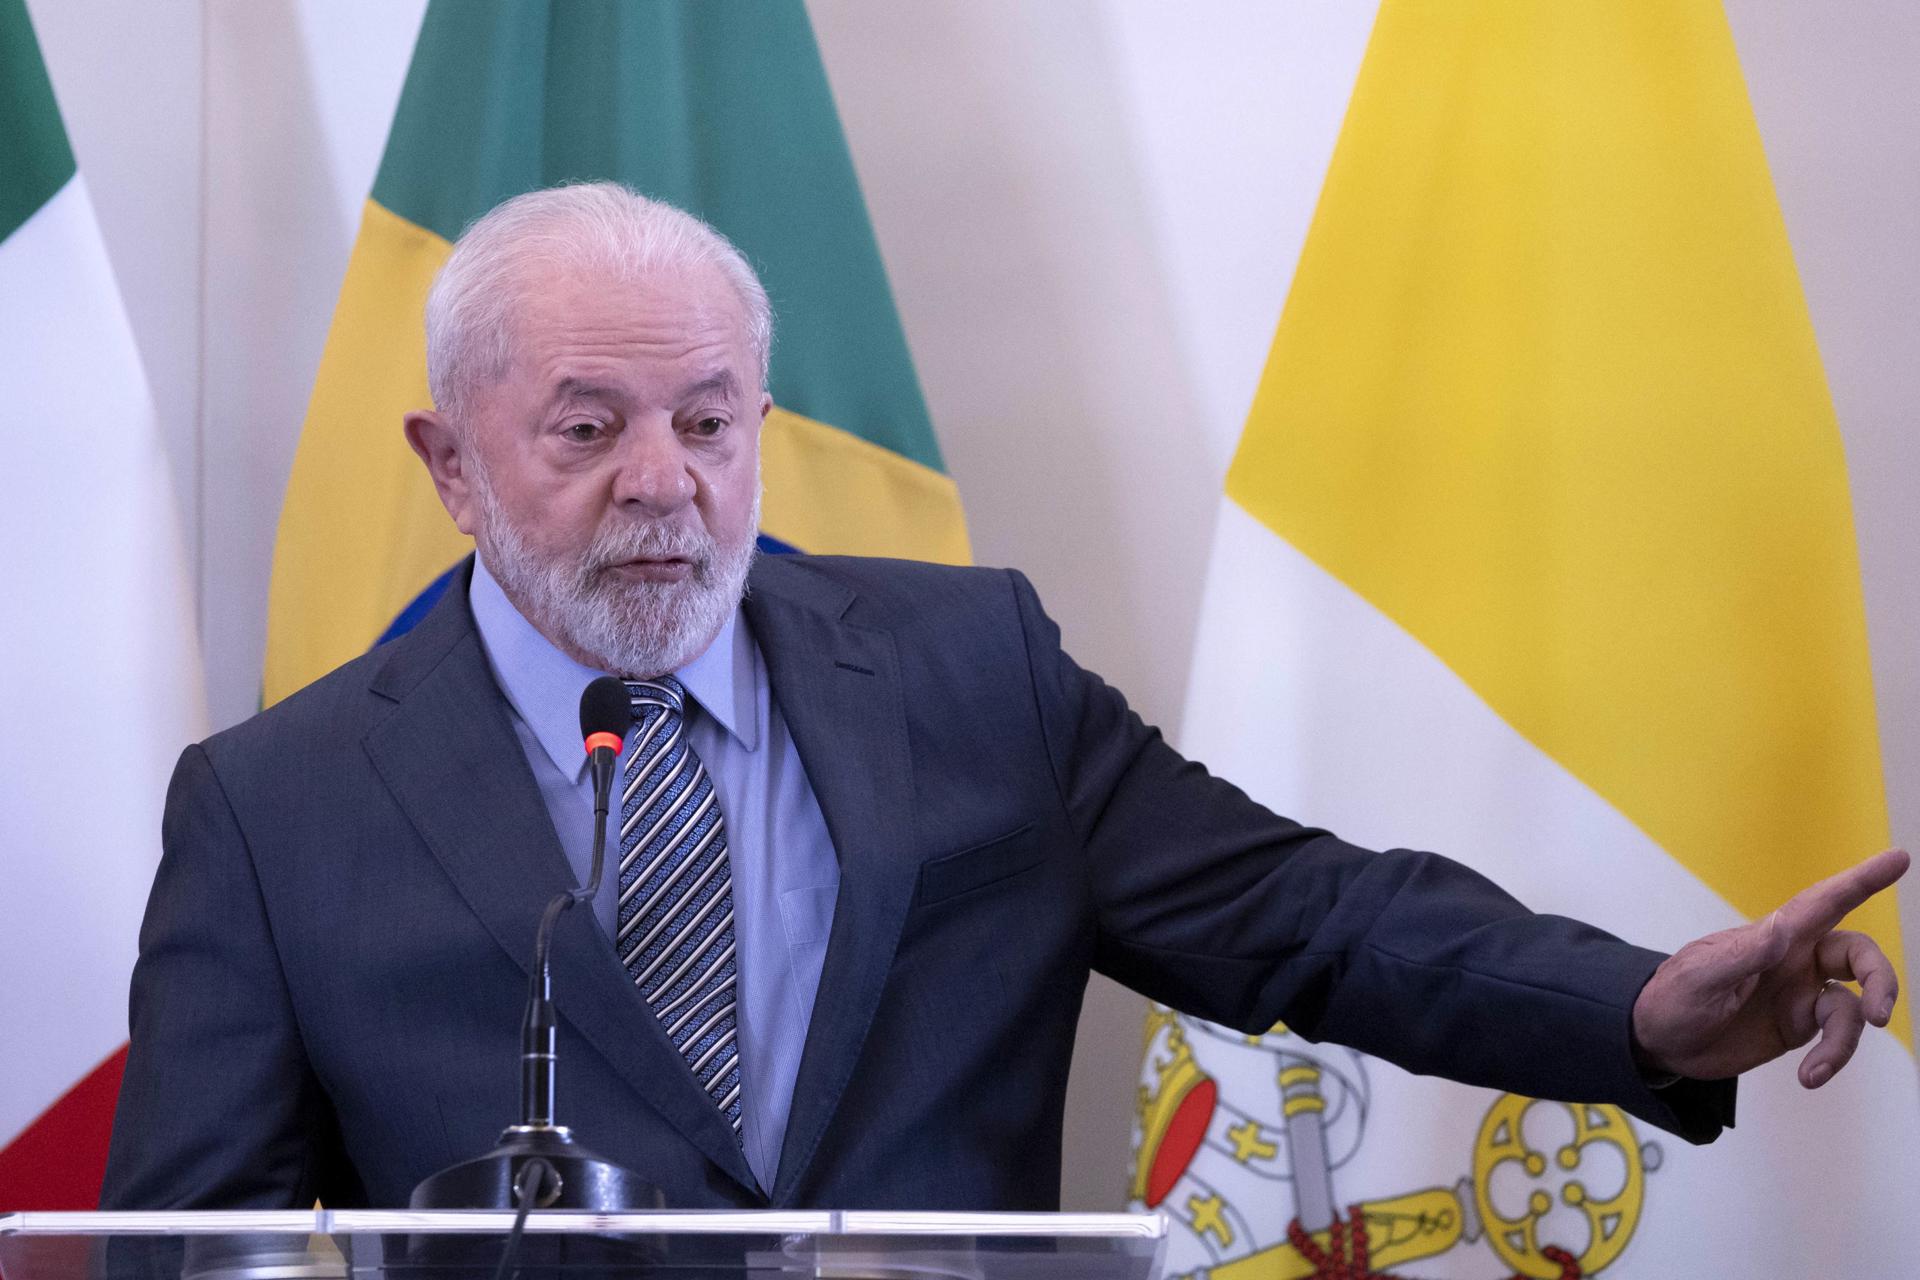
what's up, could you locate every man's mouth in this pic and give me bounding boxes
[605,556,696,584]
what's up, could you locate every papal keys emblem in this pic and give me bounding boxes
[1129,1007,1660,1280]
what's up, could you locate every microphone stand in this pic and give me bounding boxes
[520,741,612,1133]
[411,729,657,1213]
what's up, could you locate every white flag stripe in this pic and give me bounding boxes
[0,174,206,1148]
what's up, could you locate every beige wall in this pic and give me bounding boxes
[27,0,1919,1210]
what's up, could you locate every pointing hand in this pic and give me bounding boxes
[1630,848,1909,1086]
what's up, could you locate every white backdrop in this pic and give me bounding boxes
[25,0,1918,1209]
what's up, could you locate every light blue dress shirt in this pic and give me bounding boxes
[468,556,841,1192]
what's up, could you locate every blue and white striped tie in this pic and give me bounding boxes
[617,677,742,1135]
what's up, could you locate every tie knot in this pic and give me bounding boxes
[626,676,686,718]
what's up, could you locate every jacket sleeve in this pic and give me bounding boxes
[100,744,355,1207]
[1007,568,1735,1144]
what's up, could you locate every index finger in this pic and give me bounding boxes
[1777,848,1911,943]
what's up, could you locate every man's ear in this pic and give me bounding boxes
[403,409,479,536]
[758,392,773,423]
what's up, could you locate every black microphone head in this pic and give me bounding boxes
[579,676,633,743]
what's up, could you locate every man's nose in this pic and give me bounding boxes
[611,422,696,515]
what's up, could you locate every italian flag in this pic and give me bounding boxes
[1132,2,1918,1277]
[0,0,205,1209]
[266,0,968,705]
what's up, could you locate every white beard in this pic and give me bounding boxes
[470,458,758,679]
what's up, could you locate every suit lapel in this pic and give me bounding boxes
[745,560,921,1205]
[359,574,759,1193]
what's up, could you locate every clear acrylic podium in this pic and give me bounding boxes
[0,1211,1166,1280]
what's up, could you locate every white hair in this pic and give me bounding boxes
[424,181,773,420]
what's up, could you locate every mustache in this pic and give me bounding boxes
[581,521,716,575]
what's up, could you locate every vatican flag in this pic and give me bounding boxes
[1131,2,1917,1277]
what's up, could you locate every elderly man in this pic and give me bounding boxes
[102,183,1906,1211]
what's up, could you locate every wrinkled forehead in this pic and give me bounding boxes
[498,255,754,368]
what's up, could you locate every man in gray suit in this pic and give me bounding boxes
[102,183,1908,1210]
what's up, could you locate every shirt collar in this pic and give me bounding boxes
[468,554,759,783]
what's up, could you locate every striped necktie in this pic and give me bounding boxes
[616,676,742,1135]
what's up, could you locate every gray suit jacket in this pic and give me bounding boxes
[101,554,1730,1209]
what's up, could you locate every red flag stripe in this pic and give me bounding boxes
[0,1045,126,1211]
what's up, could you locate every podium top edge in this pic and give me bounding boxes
[0,1210,1166,1239]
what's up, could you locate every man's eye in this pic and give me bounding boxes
[562,421,603,441]
[689,416,727,437]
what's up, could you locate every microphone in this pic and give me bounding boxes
[410,677,657,1214]
[579,674,631,890]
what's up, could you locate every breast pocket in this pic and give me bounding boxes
[916,822,1042,907]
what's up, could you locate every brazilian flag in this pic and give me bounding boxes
[265,0,968,704]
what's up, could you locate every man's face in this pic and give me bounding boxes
[447,260,769,678]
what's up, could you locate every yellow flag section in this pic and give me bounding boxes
[1143,2,1917,1277]
[264,201,456,705]
[1230,0,1902,1043]
[760,409,971,566]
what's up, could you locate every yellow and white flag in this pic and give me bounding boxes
[1131,2,1916,1277]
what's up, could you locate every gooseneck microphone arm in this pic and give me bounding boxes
[408,675,657,1214]
[519,676,633,1130]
